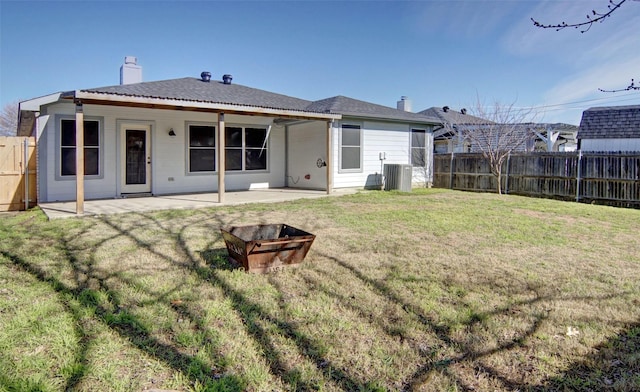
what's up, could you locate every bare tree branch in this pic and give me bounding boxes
[598,78,640,92]
[531,0,628,33]
[0,101,20,136]
[443,100,538,194]
[532,0,639,92]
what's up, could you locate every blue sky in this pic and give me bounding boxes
[1,0,639,125]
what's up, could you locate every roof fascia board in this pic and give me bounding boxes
[71,91,341,121]
[19,92,63,111]
[340,113,441,126]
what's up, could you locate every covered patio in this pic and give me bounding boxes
[39,188,359,220]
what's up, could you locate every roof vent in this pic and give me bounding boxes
[222,74,233,84]
[460,108,467,115]
[443,106,450,112]
[201,71,211,82]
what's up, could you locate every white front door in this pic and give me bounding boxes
[120,124,151,194]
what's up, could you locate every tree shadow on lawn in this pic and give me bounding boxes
[4,207,637,392]
[313,250,637,391]
[541,321,640,391]
[2,210,249,391]
[163,209,639,391]
[1,255,90,392]
[100,211,370,390]
[2,248,244,391]
[315,250,546,390]
[199,247,239,271]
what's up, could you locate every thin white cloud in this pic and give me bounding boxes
[503,1,588,55]
[544,56,640,103]
[578,15,640,64]
[408,0,522,39]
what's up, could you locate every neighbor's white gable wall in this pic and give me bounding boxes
[38,102,286,202]
[581,139,640,152]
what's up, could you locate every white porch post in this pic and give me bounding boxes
[218,113,225,203]
[326,120,333,194]
[75,102,85,215]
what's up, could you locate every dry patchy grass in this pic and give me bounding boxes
[0,189,639,391]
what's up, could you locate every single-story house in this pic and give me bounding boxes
[419,106,489,153]
[17,58,440,211]
[420,106,577,153]
[578,105,640,151]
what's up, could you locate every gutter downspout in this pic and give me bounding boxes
[326,120,333,195]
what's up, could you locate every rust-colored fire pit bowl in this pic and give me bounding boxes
[220,224,316,273]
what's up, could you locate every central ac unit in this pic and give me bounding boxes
[384,164,412,192]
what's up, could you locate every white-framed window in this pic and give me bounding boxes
[411,128,427,167]
[188,124,216,172]
[59,118,101,177]
[340,124,362,171]
[225,126,268,171]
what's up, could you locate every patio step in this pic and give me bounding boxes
[121,192,152,198]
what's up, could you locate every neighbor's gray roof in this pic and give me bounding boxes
[419,106,491,125]
[578,105,640,139]
[307,96,441,124]
[82,77,314,112]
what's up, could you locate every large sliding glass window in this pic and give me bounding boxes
[188,124,216,172]
[60,119,100,176]
[225,126,268,171]
[340,124,361,171]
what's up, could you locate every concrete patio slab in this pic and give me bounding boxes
[39,188,359,220]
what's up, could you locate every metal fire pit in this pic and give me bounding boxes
[220,224,316,273]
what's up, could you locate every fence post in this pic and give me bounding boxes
[24,138,29,210]
[576,150,583,202]
[449,152,455,189]
[505,152,511,194]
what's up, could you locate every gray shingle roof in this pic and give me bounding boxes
[418,106,491,125]
[578,105,640,139]
[307,96,440,124]
[81,79,441,125]
[83,77,313,112]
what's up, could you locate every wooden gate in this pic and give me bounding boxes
[0,136,37,211]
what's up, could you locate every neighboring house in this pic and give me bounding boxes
[419,106,489,153]
[420,106,577,153]
[531,123,578,152]
[17,58,440,205]
[578,105,640,152]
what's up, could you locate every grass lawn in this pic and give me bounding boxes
[1,189,639,391]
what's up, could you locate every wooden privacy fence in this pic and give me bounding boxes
[1,136,37,211]
[434,152,640,208]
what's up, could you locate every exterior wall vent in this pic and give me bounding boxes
[384,164,413,192]
[201,72,211,82]
[222,74,233,84]
[120,56,142,85]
